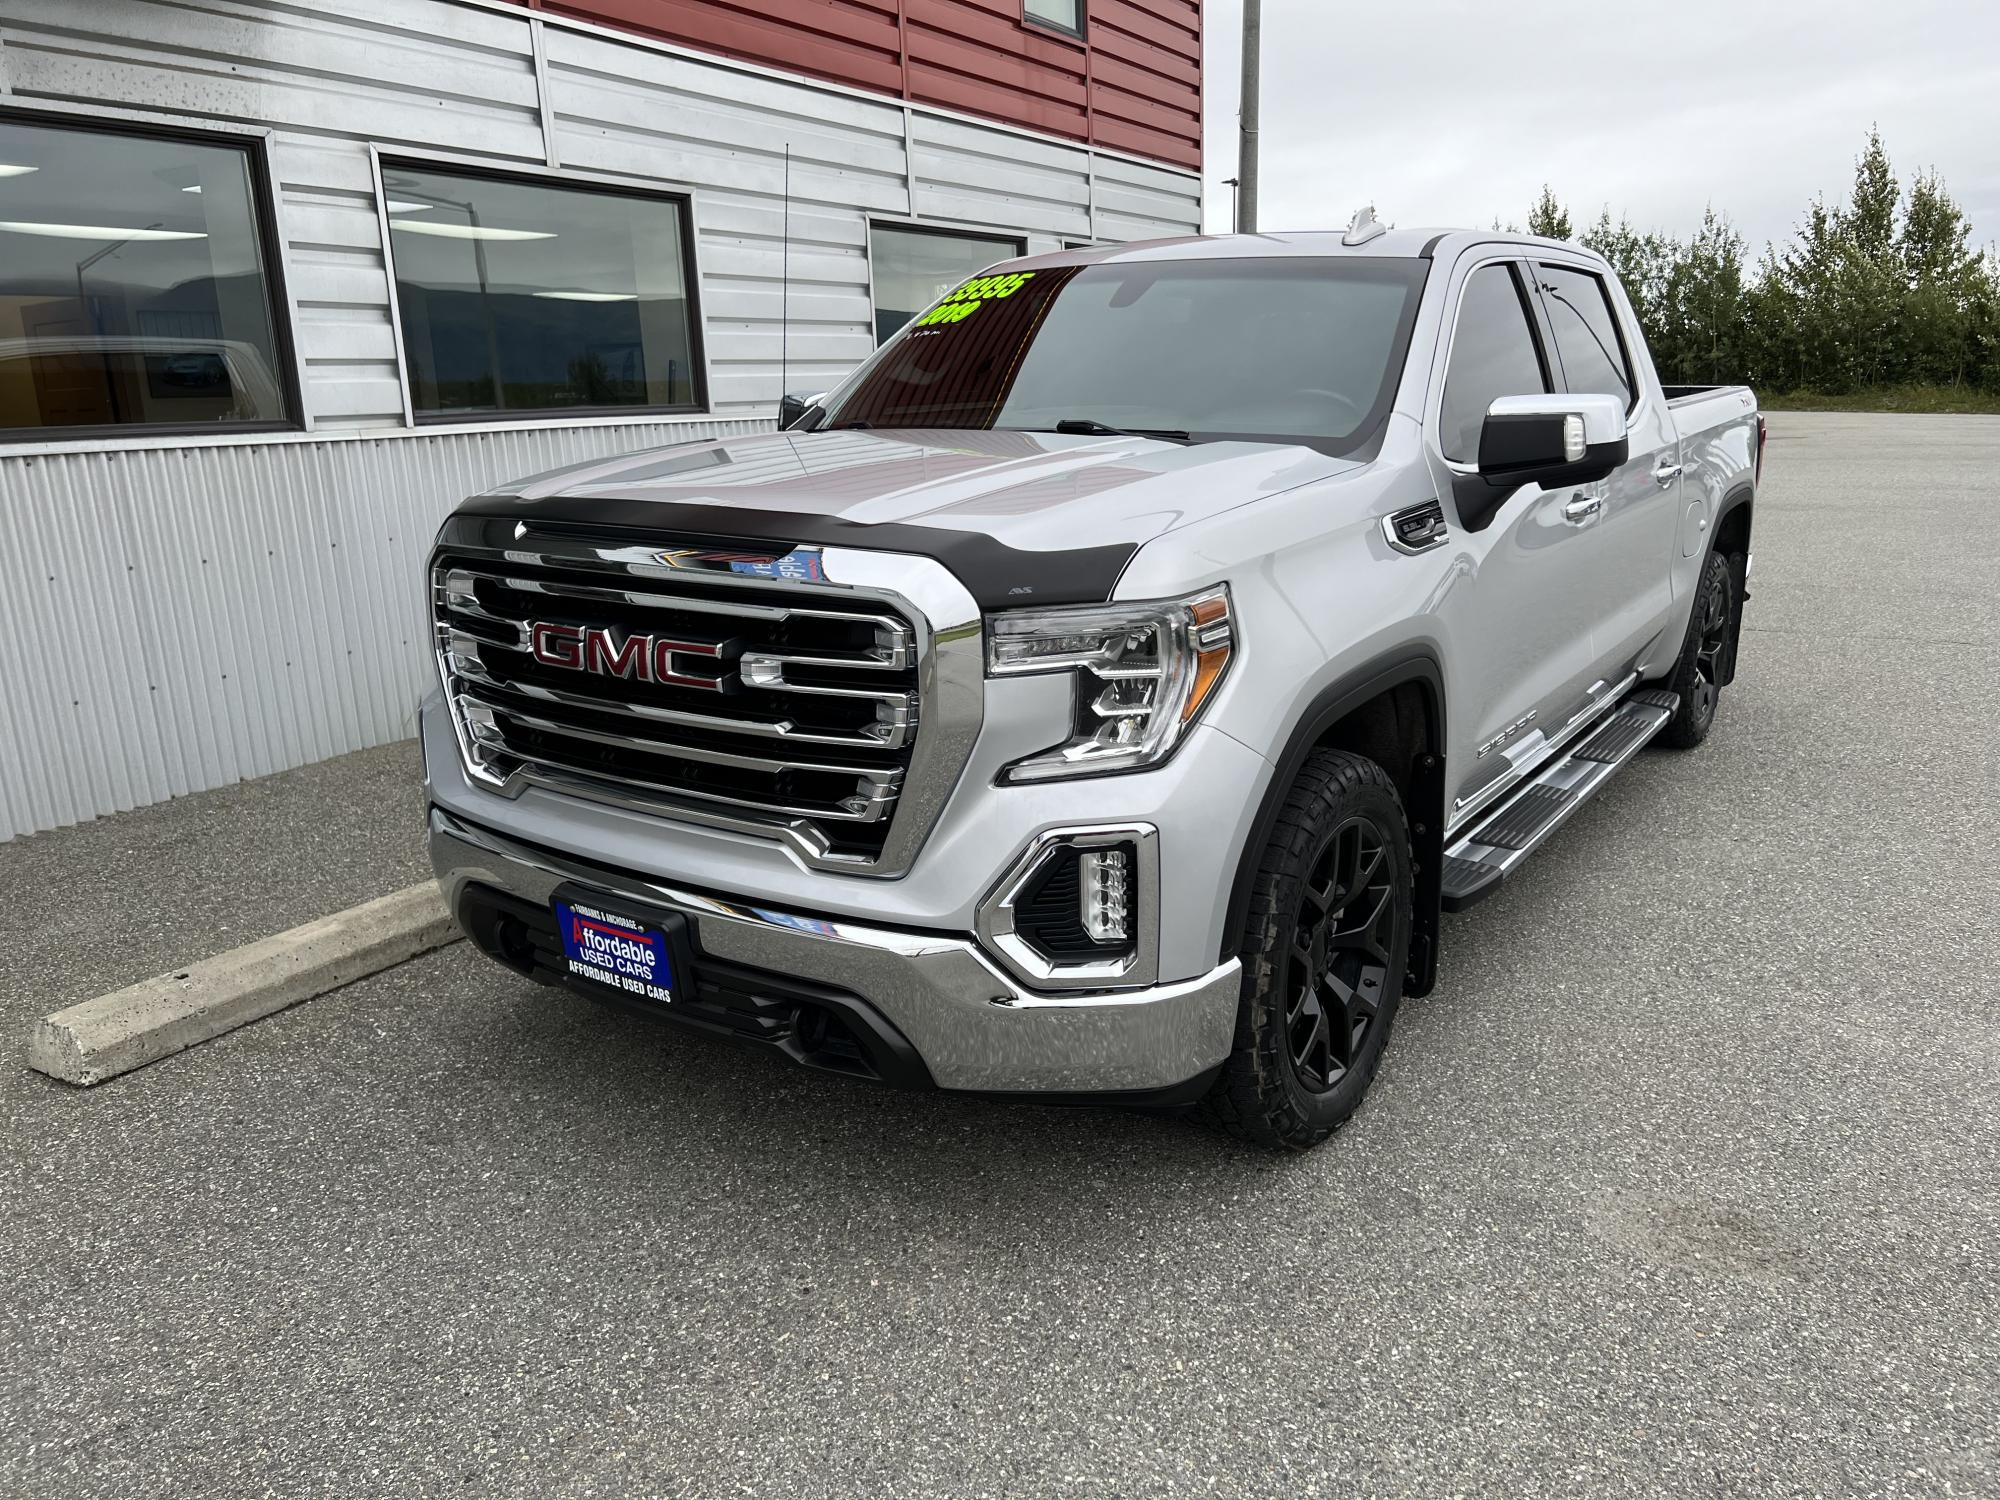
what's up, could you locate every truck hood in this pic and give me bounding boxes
[458,428,1362,610]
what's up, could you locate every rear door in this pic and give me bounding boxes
[1531,261,1681,675]
[1426,256,1606,822]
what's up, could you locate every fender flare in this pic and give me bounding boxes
[1217,643,1448,997]
[1715,482,1754,542]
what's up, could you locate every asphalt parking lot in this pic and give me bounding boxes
[2,411,1994,1498]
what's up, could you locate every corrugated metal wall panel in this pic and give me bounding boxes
[1086,0,1202,168]
[541,0,908,99]
[544,23,908,415]
[515,0,1205,171]
[0,421,764,842]
[1091,151,1204,243]
[909,114,1092,240]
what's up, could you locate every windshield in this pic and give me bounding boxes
[818,255,1428,455]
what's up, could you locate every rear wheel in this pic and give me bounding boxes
[1201,750,1411,1151]
[1658,548,1734,749]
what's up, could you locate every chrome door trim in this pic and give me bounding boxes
[1448,671,1639,831]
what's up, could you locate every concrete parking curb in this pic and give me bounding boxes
[27,881,463,1088]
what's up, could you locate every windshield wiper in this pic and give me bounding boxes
[1048,418,1193,444]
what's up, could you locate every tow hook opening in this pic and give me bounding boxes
[791,1003,873,1077]
[491,914,539,975]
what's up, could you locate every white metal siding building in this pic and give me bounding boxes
[0,0,1202,841]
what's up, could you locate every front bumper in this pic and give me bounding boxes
[430,807,1241,1096]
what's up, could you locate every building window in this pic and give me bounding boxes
[1025,0,1084,38]
[869,223,1027,345]
[0,113,294,437]
[382,163,703,419]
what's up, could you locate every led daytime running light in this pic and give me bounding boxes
[987,586,1233,782]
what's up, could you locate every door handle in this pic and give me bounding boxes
[1653,460,1685,487]
[1563,493,1602,524]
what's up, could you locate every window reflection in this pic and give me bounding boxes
[869,224,1025,345]
[0,117,290,433]
[383,165,701,417]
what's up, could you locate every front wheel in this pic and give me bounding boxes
[1658,548,1735,749]
[1201,749,1412,1151]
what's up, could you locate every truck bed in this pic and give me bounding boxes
[1663,384,1759,448]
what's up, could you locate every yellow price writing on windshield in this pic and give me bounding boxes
[915,271,1035,327]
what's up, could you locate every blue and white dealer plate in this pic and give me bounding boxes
[554,898,674,1004]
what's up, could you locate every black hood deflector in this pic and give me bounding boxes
[444,498,1137,613]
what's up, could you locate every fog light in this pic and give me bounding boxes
[1008,840,1139,966]
[977,827,1157,990]
[1078,847,1130,943]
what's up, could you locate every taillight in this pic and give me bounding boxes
[1755,414,1767,485]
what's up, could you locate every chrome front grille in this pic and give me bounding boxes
[430,525,967,871]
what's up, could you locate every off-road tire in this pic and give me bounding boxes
[1658,548,1734,749]
[1200,749,1412,1151]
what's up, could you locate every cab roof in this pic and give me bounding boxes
[1012,228,1589,270]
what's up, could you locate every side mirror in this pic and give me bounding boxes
[1478,394,1628,489]
[778,390,828,431]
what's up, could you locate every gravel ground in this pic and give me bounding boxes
[2,412,1994,1499]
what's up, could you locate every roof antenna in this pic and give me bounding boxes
[1343,204,1389,246]
[780,142,792,424]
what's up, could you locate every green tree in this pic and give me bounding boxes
[1533,130,1999,400]
[1658,208,1747,385]
[1761,197,1848,389]
[1526,186,1572,241]
[1898,167,1989,384]
[1835,130,1904,386]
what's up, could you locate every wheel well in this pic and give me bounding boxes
[1313,684,1444,996]
[1314,683,1433,811]
[1221,661,1446,997]
[1715,492,1753,561]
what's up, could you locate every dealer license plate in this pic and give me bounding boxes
[553,897,676,1005]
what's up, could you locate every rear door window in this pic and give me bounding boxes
[1537,265,1634,410]
[1438,263,1550,464]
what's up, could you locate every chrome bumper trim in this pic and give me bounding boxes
[429,808,1240,1094]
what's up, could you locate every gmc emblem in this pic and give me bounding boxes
[530,621,733,692]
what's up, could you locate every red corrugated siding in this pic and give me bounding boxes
[516,0,1201,169]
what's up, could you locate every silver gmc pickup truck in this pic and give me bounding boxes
[423,224,1764,1149]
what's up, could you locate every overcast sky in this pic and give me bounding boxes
[1199,0,2000,259]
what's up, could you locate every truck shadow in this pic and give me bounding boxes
[452,972,1391,1240]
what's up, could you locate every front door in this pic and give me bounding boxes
[1426,257,1607,823]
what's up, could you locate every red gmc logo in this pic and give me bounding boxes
[529,622,733,692]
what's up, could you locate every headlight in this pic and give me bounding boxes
[986,586,1234,782]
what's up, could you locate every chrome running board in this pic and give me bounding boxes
[1439,688,1679,912]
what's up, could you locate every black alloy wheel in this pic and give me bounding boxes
[1285,817,1395,1094]
[1203,748,1412,1150]
[1659,548,1734,749]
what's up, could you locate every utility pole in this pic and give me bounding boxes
[1237,0,1261,233]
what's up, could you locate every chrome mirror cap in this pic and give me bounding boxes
[1486,392,1625,444]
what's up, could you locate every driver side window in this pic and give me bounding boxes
[1438,263,1550,464]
